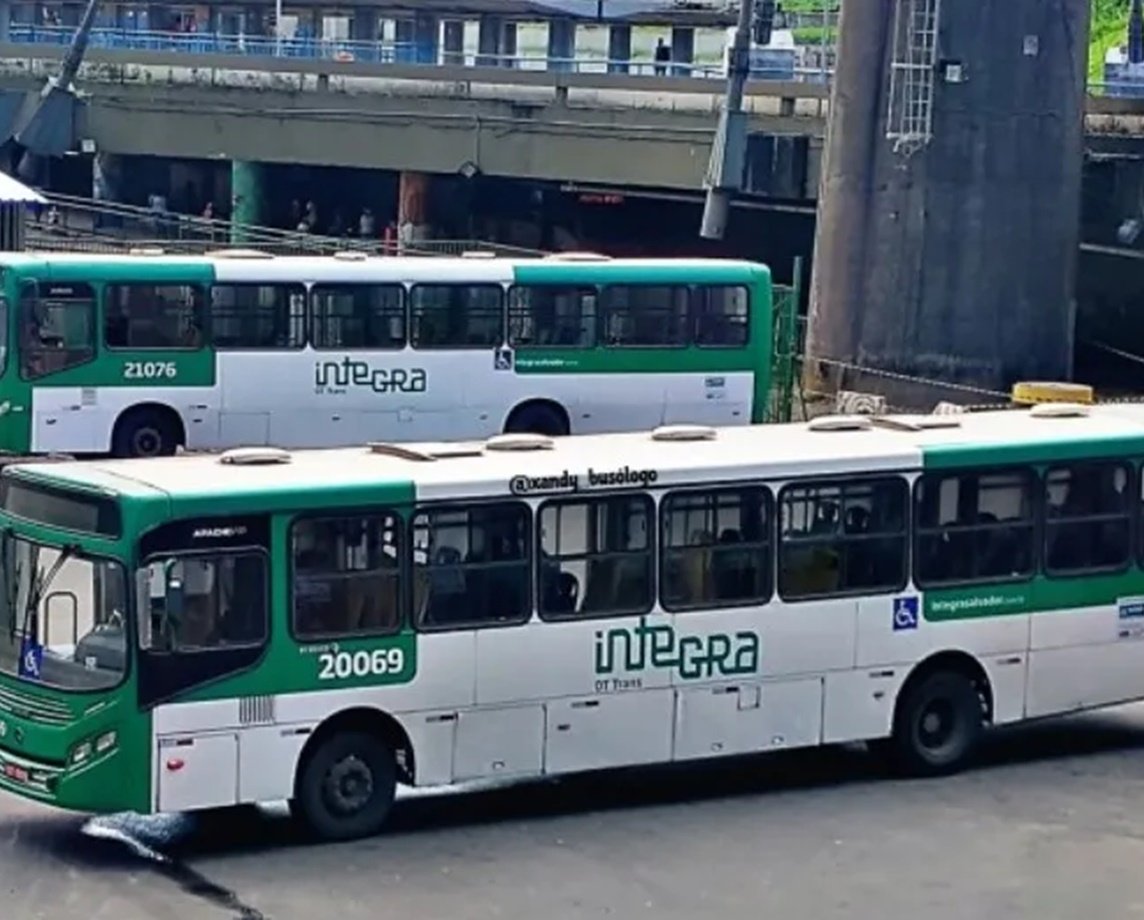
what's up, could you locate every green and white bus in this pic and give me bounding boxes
[0,250,774,458]
[4,400,1143,840]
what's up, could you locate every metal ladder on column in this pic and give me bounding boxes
[885,0,941,155]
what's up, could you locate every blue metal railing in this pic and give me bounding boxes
[3,24,817,81]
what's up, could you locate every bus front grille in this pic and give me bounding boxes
[0,685,72,725]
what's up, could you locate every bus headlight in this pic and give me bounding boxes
[69,741,92,765]
[95,731,117,754]
[69,730,117,766]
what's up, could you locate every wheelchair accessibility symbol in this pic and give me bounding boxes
[893,596,919,632]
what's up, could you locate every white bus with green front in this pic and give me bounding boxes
[0,251,776,458]
[4,399,1144,837]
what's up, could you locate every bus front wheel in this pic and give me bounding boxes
[292,731,397,841]
[890,670,984,777]
[111,406,181,458]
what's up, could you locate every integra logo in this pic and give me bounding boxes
[192,525,248,540]
[315,358,427,395]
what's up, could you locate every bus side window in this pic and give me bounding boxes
[914,469,1036,587]
[693,285,750,348]
[104,283,205,350]
[1044,461,1132,575]
[412,503,531,629]
[600,285,689,348]
[208,284,306,350]
[507,285,596,348]
[20,282,96,380]
[661,486,772,610]
[778,477,908,600]
[410,284,503,349]
[538,495,653,619]
[290,511,403,639]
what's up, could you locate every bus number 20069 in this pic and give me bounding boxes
[318,648,406,681]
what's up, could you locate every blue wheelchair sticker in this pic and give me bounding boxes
[494,347,514,371]
[893,596,919,631]
[18,637,43,681]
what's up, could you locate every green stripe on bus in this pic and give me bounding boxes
[920,434,1144,470]
[925,570,1144,621]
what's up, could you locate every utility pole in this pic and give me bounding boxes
[699,0,758,240]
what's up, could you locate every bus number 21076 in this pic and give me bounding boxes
[318,648,406,681]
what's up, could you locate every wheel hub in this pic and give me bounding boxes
[323,755,374,815]
[133,427,162,457]
[917,699,955,751]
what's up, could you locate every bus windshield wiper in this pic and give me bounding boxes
[18,543,76,644]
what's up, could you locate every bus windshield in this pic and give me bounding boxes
[0,534,128,690]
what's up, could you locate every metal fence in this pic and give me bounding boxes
[28,191,547,258]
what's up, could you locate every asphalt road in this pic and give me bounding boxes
[7,706,1144,920]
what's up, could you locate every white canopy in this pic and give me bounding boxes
[0,170,46,205]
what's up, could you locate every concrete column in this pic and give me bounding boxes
[476,14,502,67]
[547,18,575,72]
[398,171,430,248]
[670,26,694,76]
[350,8,379,42]
[607,24,631,74]
[413,12,438,64]
[0,2,11,42]
[442,19,464,65]
[230,160,265,243]
[91,152,122,231]
[501,21,517,68]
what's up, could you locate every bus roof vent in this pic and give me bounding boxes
[460,250,498,259]
[544,251,611,262]
[485,432,556,452]
[207,248,274,260]
[332,250,369,261]
[806,414,875,432]
[651,424,718,442]
[1029,402,1091,419]
[128,246,165,256]
[218,446,292,466]
[367,441,485,460]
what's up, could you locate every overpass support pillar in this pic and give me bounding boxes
[442,19,464,65]
[476,14,503,67]
[413,13,439,65]
[0,1,10,42]
[230,160,265,244]
[398,171,430,250]
[607,25,631,73]
[547,18,575,72]
[670,26,694,76]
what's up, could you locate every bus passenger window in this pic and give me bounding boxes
[410,285,503,349]
[20,282,96,380]
[600,285,689,348]
[661,486,772,610]
[105,284,205,349]
[291,512,403,638]
[142,552,267,652]
[778,477,907,600]
[209,284,306,349]
[538,495,653,619]
[507,286,596,348]
[1044,461,1132,575]
[693,286,749,348]
[411,503,530,629]
[311,284,404,350]
[914,469,1035,587]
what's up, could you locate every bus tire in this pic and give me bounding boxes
[505,401,569,437]
[890,670,983,777]
[111,406,181,458]
[292,730,397,842]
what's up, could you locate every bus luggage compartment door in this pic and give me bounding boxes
[155,732,238,813]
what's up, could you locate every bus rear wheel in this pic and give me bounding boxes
[505,402,569,437]
[890,671,984,777]
[292,731,397,841]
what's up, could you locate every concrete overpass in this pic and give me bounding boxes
[1,43,1143,202]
